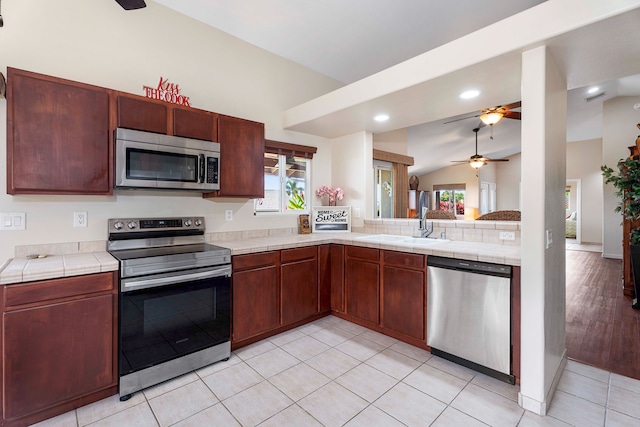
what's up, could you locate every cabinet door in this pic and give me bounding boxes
[317,245,331,313]
[330,245,345,312]
[345,258,380,324]
[232,266,279,341]
[7,69,111,195]
[173,108,217,141]
[214,115,265,198]
[382,265,425,340]
[3,295,114,419]
[281,258,318,325]
[117,94,168,134]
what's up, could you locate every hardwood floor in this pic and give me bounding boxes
[566,250,640,379]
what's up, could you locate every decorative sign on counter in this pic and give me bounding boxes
[312,206,351,232]
[143,77,190,107]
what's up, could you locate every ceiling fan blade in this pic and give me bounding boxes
[504,111,521,120]
[443,114,480,124]
[451,160,470,163]
[503,101,521,110]
[484,158,510,162]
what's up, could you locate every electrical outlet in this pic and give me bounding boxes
[73,211,88,227]
[499,231,515,240]
[354,207,361,218]
[225,210,233,221]
[1,213,26,230]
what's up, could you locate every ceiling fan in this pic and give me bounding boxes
[444,101,521,126]
[452,127,509,169]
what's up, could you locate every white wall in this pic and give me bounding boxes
[519,45,567,415]
[495,153,522,210]
[602,96,640,259]
[566,139,603,244]
[372,129,408,156]
[331,132,372,226]
[0,0,343,261]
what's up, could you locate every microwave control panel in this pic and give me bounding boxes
[206,157,219,184]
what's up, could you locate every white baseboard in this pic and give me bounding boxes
[602,252,622,260]
[518,350,567,416]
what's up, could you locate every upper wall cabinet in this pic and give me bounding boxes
[6,68,112,195]
[117,94,168,134]
[208,115,265,198]
[116,93,219,142]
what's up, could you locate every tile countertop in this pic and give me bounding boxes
[0,252,119,285]
[0,233,520,285]
[214,232,521,266]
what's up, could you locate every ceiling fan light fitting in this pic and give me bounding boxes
[479,112,503,126]
[470,159,486,169]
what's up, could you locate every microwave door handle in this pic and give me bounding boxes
[198,154,205,183]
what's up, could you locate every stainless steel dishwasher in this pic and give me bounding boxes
[427,256,514,384]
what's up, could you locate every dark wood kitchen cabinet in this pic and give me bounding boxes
[116,94,168,134]
[345,246,380,325]
[231,251,279,342]
[207,115,265,198]
[330,244,345,312]
[280,247,318,325]
[6,68,112,195]
[381,251,426,341]
[116,93,218,142]
[1,272,118,427]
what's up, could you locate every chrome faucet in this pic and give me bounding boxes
[419,209,433,238]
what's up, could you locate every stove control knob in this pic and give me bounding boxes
[113,221,124,230]
[127,221,137,229]
[184,219,193,227]
[194,219,202,226]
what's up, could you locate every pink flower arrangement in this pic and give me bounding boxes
[315,185,344,206]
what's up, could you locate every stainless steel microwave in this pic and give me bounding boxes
[114,128,220,191]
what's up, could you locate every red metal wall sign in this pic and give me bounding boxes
[142,77,190,107]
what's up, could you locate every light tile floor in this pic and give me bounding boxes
[33,316,640,427]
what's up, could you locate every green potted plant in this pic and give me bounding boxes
[602,156,640,308]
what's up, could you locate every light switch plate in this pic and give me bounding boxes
[1,213,26,230]
[546,229,553,248]
[499,231,515,240]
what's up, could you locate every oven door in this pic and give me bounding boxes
[119,265,231,377]
[115,138,219,191]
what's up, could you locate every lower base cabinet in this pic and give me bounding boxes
[232,252,280,342]
[1,272,118,427]
[382,265,425,341]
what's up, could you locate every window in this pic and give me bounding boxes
[254,140,316,214]
[434,184,466,216]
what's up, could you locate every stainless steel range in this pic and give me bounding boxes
[107,216,231,400]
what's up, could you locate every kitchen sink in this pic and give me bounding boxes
[354,234,448,245]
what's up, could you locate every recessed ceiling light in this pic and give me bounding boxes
[374,114,389,122]
[587,86,600,94]
[460,90,480,99]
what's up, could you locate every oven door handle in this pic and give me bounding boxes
[121,266,231,293]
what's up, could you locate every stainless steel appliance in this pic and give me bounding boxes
[114,128,220,191]
[426,256,514,384]
[108,216,231,400]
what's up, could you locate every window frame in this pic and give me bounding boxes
[254,140,316,216]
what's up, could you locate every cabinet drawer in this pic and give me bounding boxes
[232,251,278,271]
[281,246,316,263]
[383,251,425,269]
[346,246,379,261]
[4,272,115,308]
